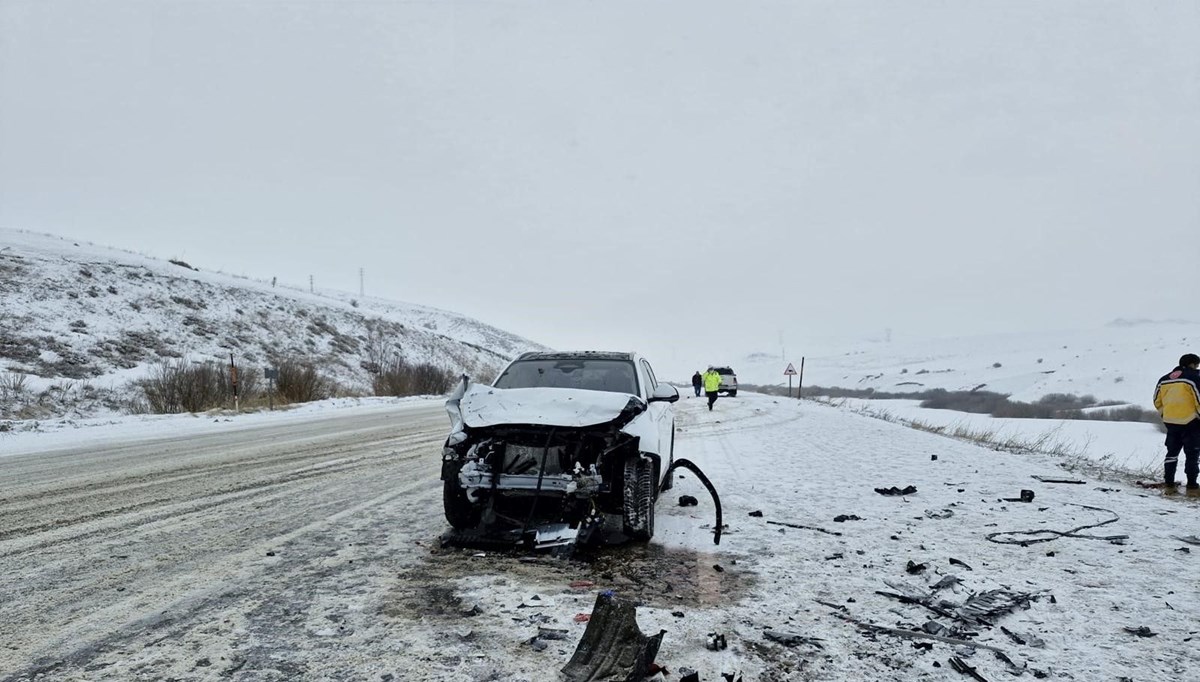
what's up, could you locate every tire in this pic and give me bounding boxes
[623,457,656,541]
[728,390,737,397]
[443,475,481,530]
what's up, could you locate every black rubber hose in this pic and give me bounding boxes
[664,458,723,545]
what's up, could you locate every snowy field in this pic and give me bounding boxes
[833,397,1166,477]
[3,390,1197,680]
[729,321,1200,407]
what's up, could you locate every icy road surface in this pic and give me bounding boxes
[2,393,1198,681]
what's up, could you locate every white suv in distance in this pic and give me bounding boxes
[714,366,738,397]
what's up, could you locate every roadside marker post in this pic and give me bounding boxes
[229,353,240,412]
[265,367,279,410]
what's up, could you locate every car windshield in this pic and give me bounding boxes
[715,367,735,375]
[493,359,639,395]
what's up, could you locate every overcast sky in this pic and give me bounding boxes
[2,1,1198,372]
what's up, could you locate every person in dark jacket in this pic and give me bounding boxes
[691,371,703,397]
[1154,353,1200,493]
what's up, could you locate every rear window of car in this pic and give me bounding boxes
[715,367,735,375]
[493,359,639,394]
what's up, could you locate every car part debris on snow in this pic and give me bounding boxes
[1123,626,1157,637]
[537,626,569,640]
[748,510,763,517]
[678,495,699,506]
[948,558,974,571]
[833,514,863,522]
[818,603,1009,654]
[875,485,918,496]
[1031,475,1085,484]
[932,575,962,590]
[706,632,728,650]
[766,520,842,536]
[948,655,990,681]
[561,592,665,682]
[985,504,1128,546]
[528,629,568,648]
[1173,535,1200,546]
[1000,626,1045,648]
[1000,490,1035,503]
[924,509,954,519]
[763,629,824,648]
[956,589,1039,625]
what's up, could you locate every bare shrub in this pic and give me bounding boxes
[372,357,454,397]
[360,323,398,376]
[138,358,258,413]
[275,359,333,404]
[1071,405,1161,424]
[921,389,1010,415]
[0,372,29,399]
[139,360,220,413]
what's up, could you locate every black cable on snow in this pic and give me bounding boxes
[985,504,1128,545]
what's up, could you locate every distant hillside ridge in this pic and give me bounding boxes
[0,230,545,415]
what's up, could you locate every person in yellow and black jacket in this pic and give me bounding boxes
[703,367,722,411]
[1154,353,1200,492]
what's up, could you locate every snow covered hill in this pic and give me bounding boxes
[0,230,545,418]
[733,322,1200,407]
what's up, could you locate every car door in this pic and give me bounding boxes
[639,359,673,457]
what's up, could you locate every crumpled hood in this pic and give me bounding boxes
[457,384,647,429]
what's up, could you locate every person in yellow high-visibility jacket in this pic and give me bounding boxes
[1154,353,1200,492]
[702,367,722,411]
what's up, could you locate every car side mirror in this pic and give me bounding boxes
[649,384,679,403]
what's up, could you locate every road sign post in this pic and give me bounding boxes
[798,357,805,399]
[784,362,798,397]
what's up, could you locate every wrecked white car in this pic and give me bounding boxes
[441,351,679,547]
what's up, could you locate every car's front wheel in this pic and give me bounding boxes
[622,457,656,541]
[728,390,737,397]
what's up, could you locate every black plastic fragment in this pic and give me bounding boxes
[875,485,918,496]
[561,593,665,682]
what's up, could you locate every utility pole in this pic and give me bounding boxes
[359,268,364,297]
[309,275,314,294]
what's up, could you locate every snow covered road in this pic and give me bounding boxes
[2,393,1198,681]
